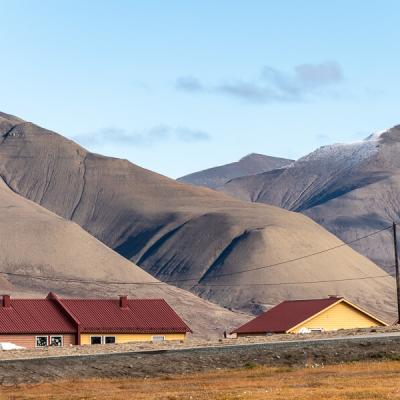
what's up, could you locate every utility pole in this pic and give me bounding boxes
[393,222,400,324]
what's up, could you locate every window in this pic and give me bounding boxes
[36,336,48,347]
[50,336,63,347]
[105,336,116,344]
[152,335,165,343]
[91,336,102,345]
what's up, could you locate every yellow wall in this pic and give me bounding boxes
[80,333,186,345]
[288,301,384,333]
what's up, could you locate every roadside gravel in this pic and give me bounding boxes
[0,325,399,361]
[2,332,400,386]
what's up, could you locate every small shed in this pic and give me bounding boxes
[231,296,387,336]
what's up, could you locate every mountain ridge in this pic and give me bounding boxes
[0,171,249,338]
[221,126,400,272]
[0,112,395,321]
[178,153,292,189]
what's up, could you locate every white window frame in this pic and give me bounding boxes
[35,335,49,347]
[90,335,103,345]
[104,336,116,344]
[152,335,165,342]
[50,335,63,347]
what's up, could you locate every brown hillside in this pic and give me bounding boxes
[221,127,400,274]
[0,112,396,321]
[0,177,248,338]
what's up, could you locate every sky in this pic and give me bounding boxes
[1,1,399,178]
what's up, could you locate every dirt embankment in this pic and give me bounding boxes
[0,325,398,361]
[1,333,400,386]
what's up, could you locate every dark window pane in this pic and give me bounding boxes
[105,336,116,344]
[36,336,48,347]
[91,336,102,345]
[51,336,63,346]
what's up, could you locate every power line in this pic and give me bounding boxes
[163,224,393,283]
[193,273,394,287]
[0,268,394,289]
[204,224,393,279]
[0,224,393,288]
[0,270,165,286]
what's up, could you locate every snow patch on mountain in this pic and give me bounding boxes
[364,128,389,141]
[293,129,386,170]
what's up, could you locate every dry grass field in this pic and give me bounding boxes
[2,360,400,400]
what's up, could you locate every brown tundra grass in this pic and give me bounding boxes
[2,360,400,399]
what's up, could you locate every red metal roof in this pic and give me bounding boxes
[0,299,76,334]
[58,298,192,333]
[0,295,191,335]
[232,297,342,334]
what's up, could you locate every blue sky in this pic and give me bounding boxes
[1,1,399,177]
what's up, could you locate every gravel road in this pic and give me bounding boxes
[1,334,400,386]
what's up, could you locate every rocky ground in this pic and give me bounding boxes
[0,325,399,361]
[1,327,400,386]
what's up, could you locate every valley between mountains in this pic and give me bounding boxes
[0,111,396,328]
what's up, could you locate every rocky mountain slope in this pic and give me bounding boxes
[222,127,400,272]
[0,112,396,321]
[178,153,292,189]
[0,173,248,338]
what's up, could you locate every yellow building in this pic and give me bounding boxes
[0,293,191,349]
[231,296,387,337]
[48,293,192,346]
[80,332,186,345]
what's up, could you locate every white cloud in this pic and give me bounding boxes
[176,61,344,103]
[72,125,211,147]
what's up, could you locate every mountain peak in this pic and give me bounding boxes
[293,125,400,167]
[297,138,379,168]
[375,125,400,143]
[239,153,268,162]
[364,129,388,142]
[179,153,292,189]
[0,111,25,125]
[239,153,292,163]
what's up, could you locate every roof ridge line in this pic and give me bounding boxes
[8,296,168,301]
[282,297,342,303]
[46,292,82,327]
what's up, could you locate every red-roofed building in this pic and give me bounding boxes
[0,293,191,348]
[231,296,387,337]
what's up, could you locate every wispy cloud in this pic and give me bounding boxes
[295,62,343,86]
[217,81,281,103]
[175,76,204,92]
[72,125,211,147]
[176,61,344,103]
[175,127,210,142]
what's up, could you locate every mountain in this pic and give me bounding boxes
[0,112,396,321]
[222,127,400,273]
[178,153,292,189]
[0,167,248,338]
